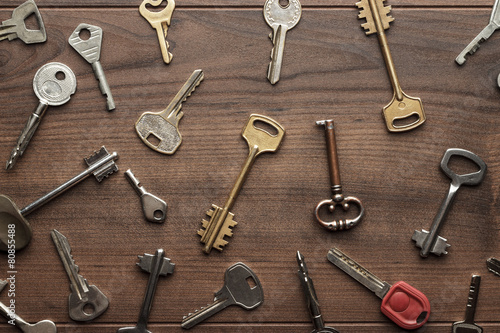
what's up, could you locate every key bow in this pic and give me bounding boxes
[315,196,364,231]
[139,0,175,25]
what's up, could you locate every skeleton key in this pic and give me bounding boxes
[452,275,483,333]
[135,69,204,154]
[51,229,109,321]
[412,148,487,257]
[6,62,77,170]
[356,0,426,132]
[139,0,175,64]
[486,257,500,277]
[263,0,302,84]
[68,23,115,111]
[198,114,285,254]
[315,120,364,231]
[125,169,167,223]
[181,262,263,329]
[0,147,118,251]
[0,0,46,44]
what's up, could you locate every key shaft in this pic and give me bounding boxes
[181,298,230,329]
[268,25,287,84]
[486,257,500,277]
[464,275,481,325]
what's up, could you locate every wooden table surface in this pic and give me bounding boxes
[1,0,499,332]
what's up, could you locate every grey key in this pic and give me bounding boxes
[125,169,167,223]
[6,62,77,170]
[486,257,500,277]
[412,149,487,257]
[51,229,109,321]
[0,0,46,44]
[69,23,115,111]
[181,262,263,329]
[452,275,483,333]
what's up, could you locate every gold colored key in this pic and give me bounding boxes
[357,0,425,132]
[198,114,285,254]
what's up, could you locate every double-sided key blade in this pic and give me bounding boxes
[452,275,483,333]
[0,0,46,44]
[486,258,500,277]
[125,169,167,223]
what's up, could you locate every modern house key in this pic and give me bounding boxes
[0,0,46,44]
[125,169,167,223]
[452,275,483,333]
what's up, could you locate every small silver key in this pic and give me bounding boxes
[181,262,263,329]
[0,0,46,44]
[263,0,302,84]
[452,275,483,333]
[486,257,500,277]
[412,148,487,257]
[6,62,77,170]
[117,249,175,333]
[125,169,167,223]
[51,229,109,321]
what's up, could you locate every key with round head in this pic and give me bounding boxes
[6,62,77,170]
[412,148,487,258]
[452,275,483,333]
[181,262,263,329]
[327,247,430,330]
[0,0,46,44]
[125,169,167,223]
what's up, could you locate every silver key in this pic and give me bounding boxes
[452,275,483,333]
[181,262,263,329]
[456,0,500,65]
[263,0,302,84]
[6,62,77,170]
[117,249,175,333]
[486,257,500,277]
[125,169,167,223]
[0,0,46,44]
[51,229,109,321]
[412,148,487,257]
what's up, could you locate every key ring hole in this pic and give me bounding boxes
[279,0,290,8]
[315,198,363,224]
[83,303,95,316]
[246,277,257,289]
[145,0,169,12]
[253,120,278,136]
[55,71,66,80]
[154,210,164,219]
[446,154,481,176]
[78,28,91,41]
[24,13,41,31]
[392,114,420,128]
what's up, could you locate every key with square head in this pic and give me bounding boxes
[412,148,487,258]
[51,229,109,321]
[0,146,118,251]
[135,69,204,154]
[486,257,500,277]
[125,169,167,223]
[356,0,426,132]
[181,262,263,329]
[198,114,285,254]
[263,0,301,85]
[0,0,46,44]
[452,275,483,333]
[69,23,115,111]
[117,249,175,333]
[327,247,430,330]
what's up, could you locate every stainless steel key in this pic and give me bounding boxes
[181,262,263,329]
[263,0,302,84]
[69,23,115,111]
[117,249,175,333]
[51,229,109,321]
[125,169,167,223]
[412,148,487,257]
[0,0,46,44]
[452,275,483,333]
[6,62,77,170]
[486,257,500,277]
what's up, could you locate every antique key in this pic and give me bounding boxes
[139,0,175,64]
[0,0,46,44]
[452,275,483,333]
[263,0,302,84]
[51,229,109,321]
[6,62,77,170]
[315,120,364,231]
[0,147,118,251]
[135,69,204,154]
[327,247,430,330]
[198,114,285,254]
[125,169,167,223]
[412,148,487,257]
[356,0,426,132]
[486,257,500,277]
[69,23,115,111]
[181,262,263,329]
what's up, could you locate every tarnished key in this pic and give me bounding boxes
[0,147,118,251]
[139,0,175,64]
[263,0,301,84]
[486,257,500,277]
[181,262,263,329]
[6,62,77,170]
[117,249,175,333]
[135,69,204,154]
[412,148,487,257]
[452,275,483,333]
[125,169,167,223]
[0,0,46,44]
[51,229,109,321]
[69,23,115,111]
[198,114,285,254]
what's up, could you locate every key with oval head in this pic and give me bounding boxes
[0,0,46,44]
[125,169,167,223]
[412,148,487,258]
[452,275,483,333]
[181,262,263,329]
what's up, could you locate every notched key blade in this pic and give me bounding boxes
[84,146,118,182]
[356,0,393,35]
[137,253,175,275]
[487,258,500,277]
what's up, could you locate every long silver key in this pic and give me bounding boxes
[486,257,500,277]
[125,169,167,223]
[0,0,46,44]
[6,62,77,170]
[263,0,302,84]
[412,148,487,257]
[452,275,483,333]
[181,262,263,329]
[456,0,500,65]
[117,249,175,333]
[51,229,109,321]
[69,23,115,111]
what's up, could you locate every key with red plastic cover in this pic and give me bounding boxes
[327,247,430,330]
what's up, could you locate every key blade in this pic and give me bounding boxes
[84,146,119,182]
[137,252,175,276]
[0,280,7,293]
[68,23,103,64]
[486,257,500,277]
[356,0,393,35]
[164,69,204,124]
[456,24,497,65]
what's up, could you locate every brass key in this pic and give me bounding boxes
[198,114,285,254]
[357,0,426,132]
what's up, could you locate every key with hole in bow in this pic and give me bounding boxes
[125,169,167,223]
[0,0,46,44]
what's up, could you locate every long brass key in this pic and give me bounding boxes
[357,0,426,132]
[198,114,285,254]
